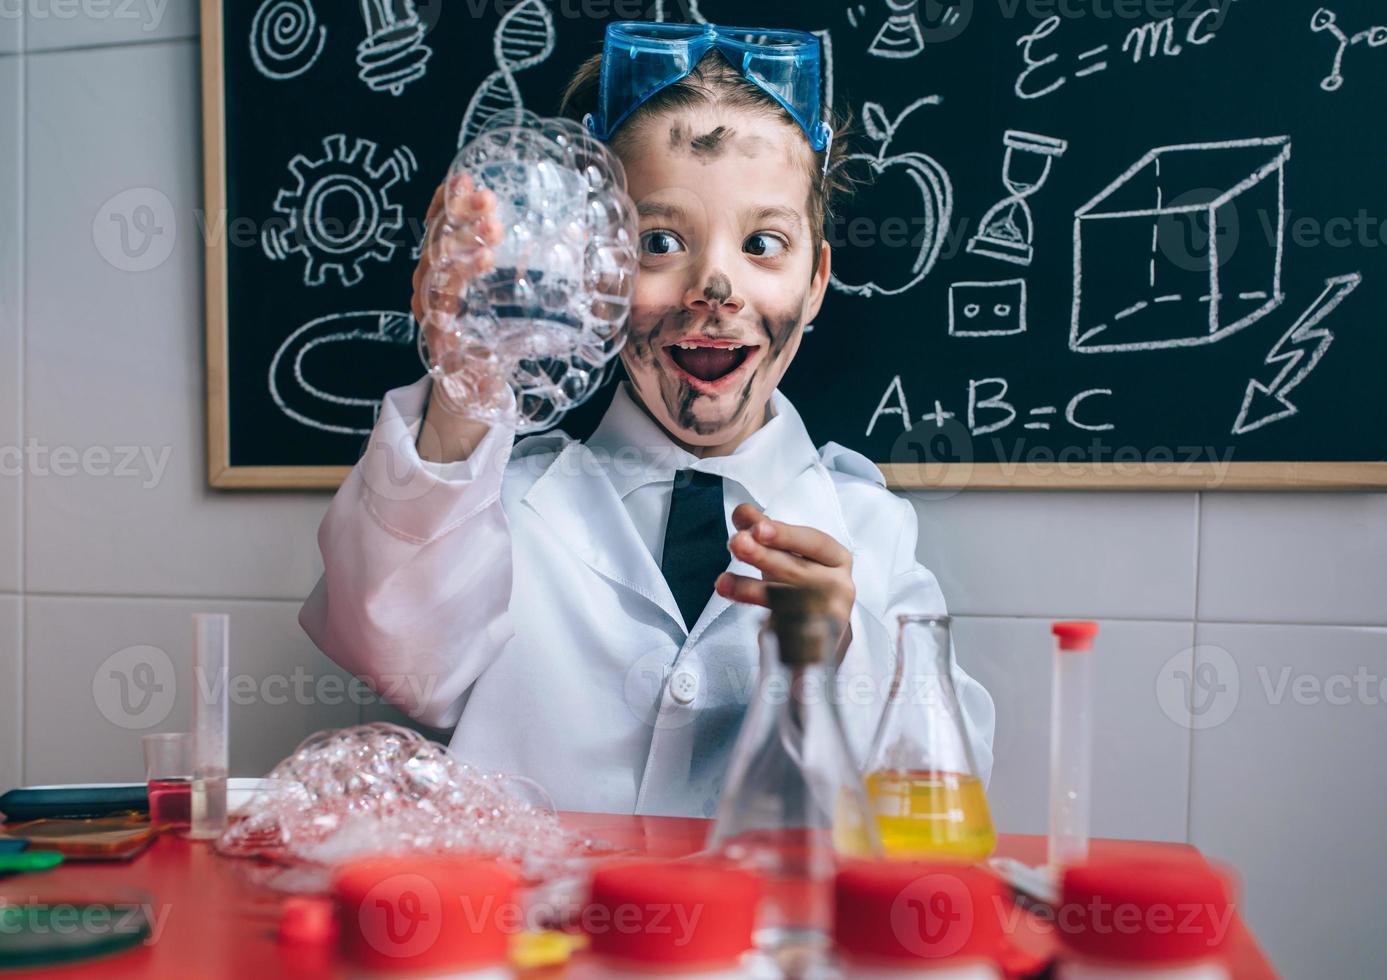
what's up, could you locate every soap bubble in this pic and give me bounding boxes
[216,722,607,884]
[418,111,638,431]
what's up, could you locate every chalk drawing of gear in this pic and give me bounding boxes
[261,134,418,287]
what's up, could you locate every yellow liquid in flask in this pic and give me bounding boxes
[865,770,996,861]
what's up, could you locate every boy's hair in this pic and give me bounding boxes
[560,49,855,257]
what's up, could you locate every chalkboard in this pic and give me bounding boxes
[201,0,1387,489]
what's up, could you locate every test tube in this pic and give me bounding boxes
[189,613,229,840]
[1047,621,1098,870]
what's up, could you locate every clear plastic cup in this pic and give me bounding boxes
[142,732,193,833]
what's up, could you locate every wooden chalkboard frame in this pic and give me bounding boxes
[200,0,1387,491]
[201,0,347,489]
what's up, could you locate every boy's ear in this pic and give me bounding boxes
[804,240,832,324]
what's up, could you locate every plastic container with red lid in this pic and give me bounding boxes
[331,854,518,978]
[569,860,762,978]
[832,861,1006,978]
[1055,850,1235,980]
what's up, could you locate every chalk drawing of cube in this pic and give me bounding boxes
[1071,137,1290,353]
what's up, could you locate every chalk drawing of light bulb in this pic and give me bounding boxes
[356,0,433,96]
[967,130,1068,267]
[829,97,953,299]
[457,0,556,147]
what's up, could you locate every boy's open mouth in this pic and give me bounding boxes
[664,340,758,391]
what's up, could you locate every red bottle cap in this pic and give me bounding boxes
[332,854,517,971]
[833,860,1009,965]
[1052,621,1100,651]
[278,896,337,945]
[1059,850,1236,964]
[585,860,760,967]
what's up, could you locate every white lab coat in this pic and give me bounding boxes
[300,377,995,818]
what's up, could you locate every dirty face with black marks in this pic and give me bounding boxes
[615,105,831,453]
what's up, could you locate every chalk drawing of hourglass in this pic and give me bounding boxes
[967,130,1069,266]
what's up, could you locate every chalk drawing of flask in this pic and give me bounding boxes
[457,0,557,147]
[357,0,433,96]
[967,130,1069,267]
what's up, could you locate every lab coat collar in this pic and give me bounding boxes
[521,438,689,633]
[587,383,821,509]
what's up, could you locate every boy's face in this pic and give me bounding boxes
[615,106,831,448]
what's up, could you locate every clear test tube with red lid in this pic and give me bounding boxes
[1048,621,1099,871]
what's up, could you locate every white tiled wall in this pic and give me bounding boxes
[3,9,1385,977]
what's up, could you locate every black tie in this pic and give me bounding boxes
[660,470,729,632]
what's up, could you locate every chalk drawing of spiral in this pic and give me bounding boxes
[250,0,328,81]
[457,0,556,146]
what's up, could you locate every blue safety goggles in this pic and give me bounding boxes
[584,21,833,155]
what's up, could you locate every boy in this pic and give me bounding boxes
[300,21,994,818]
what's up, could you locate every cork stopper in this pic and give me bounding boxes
[765,584,836,665]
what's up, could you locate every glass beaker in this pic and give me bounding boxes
[706,584,880,972]
[862,614,996,861]
[141,732,192,833]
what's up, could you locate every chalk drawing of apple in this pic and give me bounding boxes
[830,96,953,298]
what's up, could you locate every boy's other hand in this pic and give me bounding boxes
[717,503,855,660]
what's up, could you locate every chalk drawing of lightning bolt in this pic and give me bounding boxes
[1231,272,1362,435]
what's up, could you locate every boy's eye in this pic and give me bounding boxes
[744,233,787,258]
[641,230,685,256]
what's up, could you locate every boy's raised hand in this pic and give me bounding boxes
[716,503,855,659]
[412,172,504,334]
[413,172,509,462]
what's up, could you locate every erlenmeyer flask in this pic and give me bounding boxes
[707,584,880,969]
[863,614,996,861]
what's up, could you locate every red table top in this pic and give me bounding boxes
[4,813,1277,978]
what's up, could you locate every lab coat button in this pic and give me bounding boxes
[669,668,699,705]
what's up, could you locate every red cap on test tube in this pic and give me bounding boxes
[1059,850,1236,964]
[585,860,761,968]
[834,860,1010,966]
[1052,621,1100,651]
[332,855,516,972]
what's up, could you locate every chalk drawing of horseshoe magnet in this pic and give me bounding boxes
[269,311,418,435]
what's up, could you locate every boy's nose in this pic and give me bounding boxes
[683,270,744,317]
